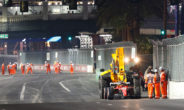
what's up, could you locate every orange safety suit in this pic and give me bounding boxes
[160,71,167,99]
[1,63,5,75]
[21,64,25,74]
[11,64,16,75]
[70,63,74,75]
[7,64,13,75]
[26,64,33,74]
[145,73,154,98]
[54,62,60,74]
[45,63,51,74]
[153,73,160,99]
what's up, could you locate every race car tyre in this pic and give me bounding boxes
[104,87,108,99]
[107,87,114,100]
[99,76,106,99]
[133,77,141,98]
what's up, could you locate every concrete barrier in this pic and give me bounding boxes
[168,81,184,99]
[26,64,93,73]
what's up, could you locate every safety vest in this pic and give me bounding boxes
[45,63,50,67]
[9,65,12,69]
[160,72,167,82]
[2,64,4,69]
[146,74,154,84]
[70,63,74,67]
[23,65,25,69]
[21,64,25,69]
[27,64,32,68]
[154,73,160,83]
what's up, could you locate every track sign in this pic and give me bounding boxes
[20,1,28,12]
[0,34,8,39]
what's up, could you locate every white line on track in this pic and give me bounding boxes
[59,81,71,92]
[20,83,26,101]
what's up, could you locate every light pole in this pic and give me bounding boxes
[181,1,184,34]
[163,0,167,38]
[175,3,179,36]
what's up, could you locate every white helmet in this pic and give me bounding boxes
[159,67,164,71]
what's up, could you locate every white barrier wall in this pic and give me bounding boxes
[30,64,93,73]
[168,81,184,99]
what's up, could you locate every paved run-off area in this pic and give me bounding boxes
[0,72,183,110]
[0,72,99,104]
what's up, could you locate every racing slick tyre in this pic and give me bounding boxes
[104,87,108,99]
[119,90,127,99]
[133,77,141,98]
[99,76,106,99]
[107,87,114,100]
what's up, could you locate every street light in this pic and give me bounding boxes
[161,29,166,36]
[46,42,50,48]
[134,57,140,64]
[163,0,167,38]
[68,36,72,41]
[22,38,26,42]
[124,57,130,63]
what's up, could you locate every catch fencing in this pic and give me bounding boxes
[0,54,18,73]
[0,54,18,65]
[19,49,94,73]
[20,42,137,74]
[152,35,184,82]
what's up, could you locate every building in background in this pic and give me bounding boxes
[76,33,93,49]
[0,0,96,22]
